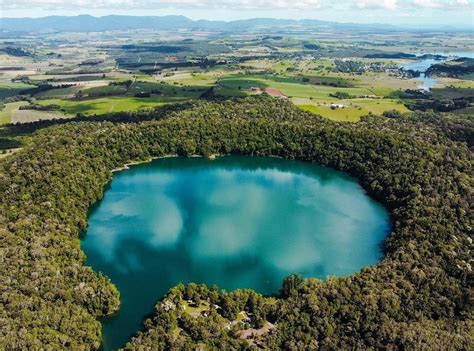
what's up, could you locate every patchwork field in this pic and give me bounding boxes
[0,28,472,124]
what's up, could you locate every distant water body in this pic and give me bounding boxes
[82,156,391,350]
[401,51,474,91]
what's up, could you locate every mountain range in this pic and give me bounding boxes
[1,15,468,35]
[0,15,402,33]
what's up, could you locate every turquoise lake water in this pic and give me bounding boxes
[81,156,390,350]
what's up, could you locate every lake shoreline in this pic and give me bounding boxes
[111,154,224,173]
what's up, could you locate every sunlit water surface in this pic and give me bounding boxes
[82,156,390,350]
[401,51,474,91]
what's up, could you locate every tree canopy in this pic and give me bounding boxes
[0,96,472,349]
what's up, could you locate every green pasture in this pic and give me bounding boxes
[35,85,84,99]
[0,101,29,124]
[159,71,217,87]
[37,97,173,115]
[216,74,376,99]
[0,82,34,99]
[298,98,409,122]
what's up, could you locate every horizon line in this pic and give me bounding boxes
[1,14,472,30]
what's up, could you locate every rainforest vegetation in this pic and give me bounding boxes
[0,96,472,350]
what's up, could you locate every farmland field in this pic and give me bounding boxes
[0,20,472,123]
[0,82,35,99]
[298,99,409,122]
[11,109,65,123]
[37,97,171,115]
[0,101,29,124]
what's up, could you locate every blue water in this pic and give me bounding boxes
[402,58,439,91]
[401,51,474,91]
[82,156,391,350]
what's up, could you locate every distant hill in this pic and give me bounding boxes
[0,15,401,34]
[0,15,193,33]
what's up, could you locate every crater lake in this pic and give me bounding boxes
[81,156,391,350]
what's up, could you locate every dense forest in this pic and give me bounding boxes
[426,58,474,78]
[0,96,472,349]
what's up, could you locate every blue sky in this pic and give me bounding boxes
[1,0,473,28]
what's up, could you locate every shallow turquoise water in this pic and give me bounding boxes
[81,156,390,350]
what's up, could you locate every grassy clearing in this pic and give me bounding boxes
[80,81,208,100]
[129,81,207,97]
[182,301,210,316]
[158,71,217,86]
[35,86,84,99]
[332,73,418,93]
[300,104,365,122]
[81,85,127,97]
[11,109,65,124]
[37,97,172,115]
[435,78,474,89]
[0,82,34,99]
[0,101,29,125]
[298,98,409,122]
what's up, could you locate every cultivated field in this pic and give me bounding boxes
[0,27,472,124]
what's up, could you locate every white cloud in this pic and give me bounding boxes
[4,0,323,11]
[412,0,473,8]
[413,0,442,8]
[356,0,398,10]
[148,194,184,247]
[452,0,470,6]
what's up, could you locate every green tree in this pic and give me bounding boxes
[280,274,305,298]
